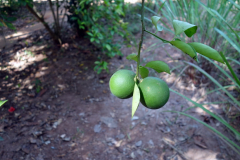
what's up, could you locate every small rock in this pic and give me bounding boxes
[94,124,102,133]
[79,112,85,117]
[131,116,139,121]
[29,137,37,144]
[69,143,76,147]
[32,131,43,137]
[60,134,66,139]
[45,141,51,145]
[137,149,143,156]
[158,126,171,133]
[52,118,62,128]
[130,152,136,159]
[100,116,117,128]
[44,124,52,131]
[148,140,154,147]
[131,122,136,128]
[116,134,125,140]
[14,112,20,118]
[110,112,115,117]
[141,121,147,125]
[178,137,186,141]
[63,137,71,142]
[16,92,23,96]
[106,137,116,146]
[87,74,95,80]
[135,140,142,147]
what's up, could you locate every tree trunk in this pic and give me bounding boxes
[26,4,61,44]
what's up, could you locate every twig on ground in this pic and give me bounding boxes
[163,138,189,160]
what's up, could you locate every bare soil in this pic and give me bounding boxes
[0,6,239,160]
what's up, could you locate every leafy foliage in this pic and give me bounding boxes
[0,1,18,30]
[0,100,7,107]
[66,0,131,73]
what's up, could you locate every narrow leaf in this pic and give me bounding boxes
[151,16,163,31]
[227,0,240,9]
[132,84,140,118]
[126,53,138,62]
[185,61,240,108]
[215,28,240,53]
[145,61,170,74]
[158,1,166,13]
[0,22,4,27]
[164,110,240,154]
[139,66,149,78]
[170,88,240,140]
[172,19,197,37]
[195,0,240,41]
[202,56,240,88]
[170,40,198,62]
[0,100,7,107]
[219,52,240,87]
[188,42,224,63]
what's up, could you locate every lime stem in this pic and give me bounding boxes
[136,0,145,79]
[144,30,170,43]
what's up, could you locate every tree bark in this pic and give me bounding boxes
[26,4,61,44]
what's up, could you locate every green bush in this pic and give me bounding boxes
[66,0,131,74]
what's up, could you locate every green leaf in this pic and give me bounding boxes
[139,66,149,78]
[170,88,240,141]
[151,16,163,31]
[172,19,197,37]
[164,110,240,154]
[90,38,95,42]
[5,22,16,30]
[0,22,3,27]
[105,44,111,51]
[126,53,138,62]
[170,40,198,62]
[132,83,140,118]
[0,100,8,107]
[219,52,240,87]
[214,28,240,53]
[7,17,17,22]
[145,61,170,74]
[188,42,224,63]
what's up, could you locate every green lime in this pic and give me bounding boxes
[139,77,169,109]
[109,70,135,99]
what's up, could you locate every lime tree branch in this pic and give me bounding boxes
[136,0,145,79]
[144,30,170,43]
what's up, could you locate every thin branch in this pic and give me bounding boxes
[47,0,57,30]
[163,138,189,160]
[26,4,60,44]
[56,0,60,32]
[136,0,145,79]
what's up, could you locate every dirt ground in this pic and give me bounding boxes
[0,5,240,160]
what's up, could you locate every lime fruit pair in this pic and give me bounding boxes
[109,69,169,109]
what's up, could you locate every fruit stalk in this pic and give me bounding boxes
[136,0,145,80]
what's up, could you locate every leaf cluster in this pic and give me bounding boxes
[66,0,131,74]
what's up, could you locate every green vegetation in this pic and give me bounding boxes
[125,0,240,155]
